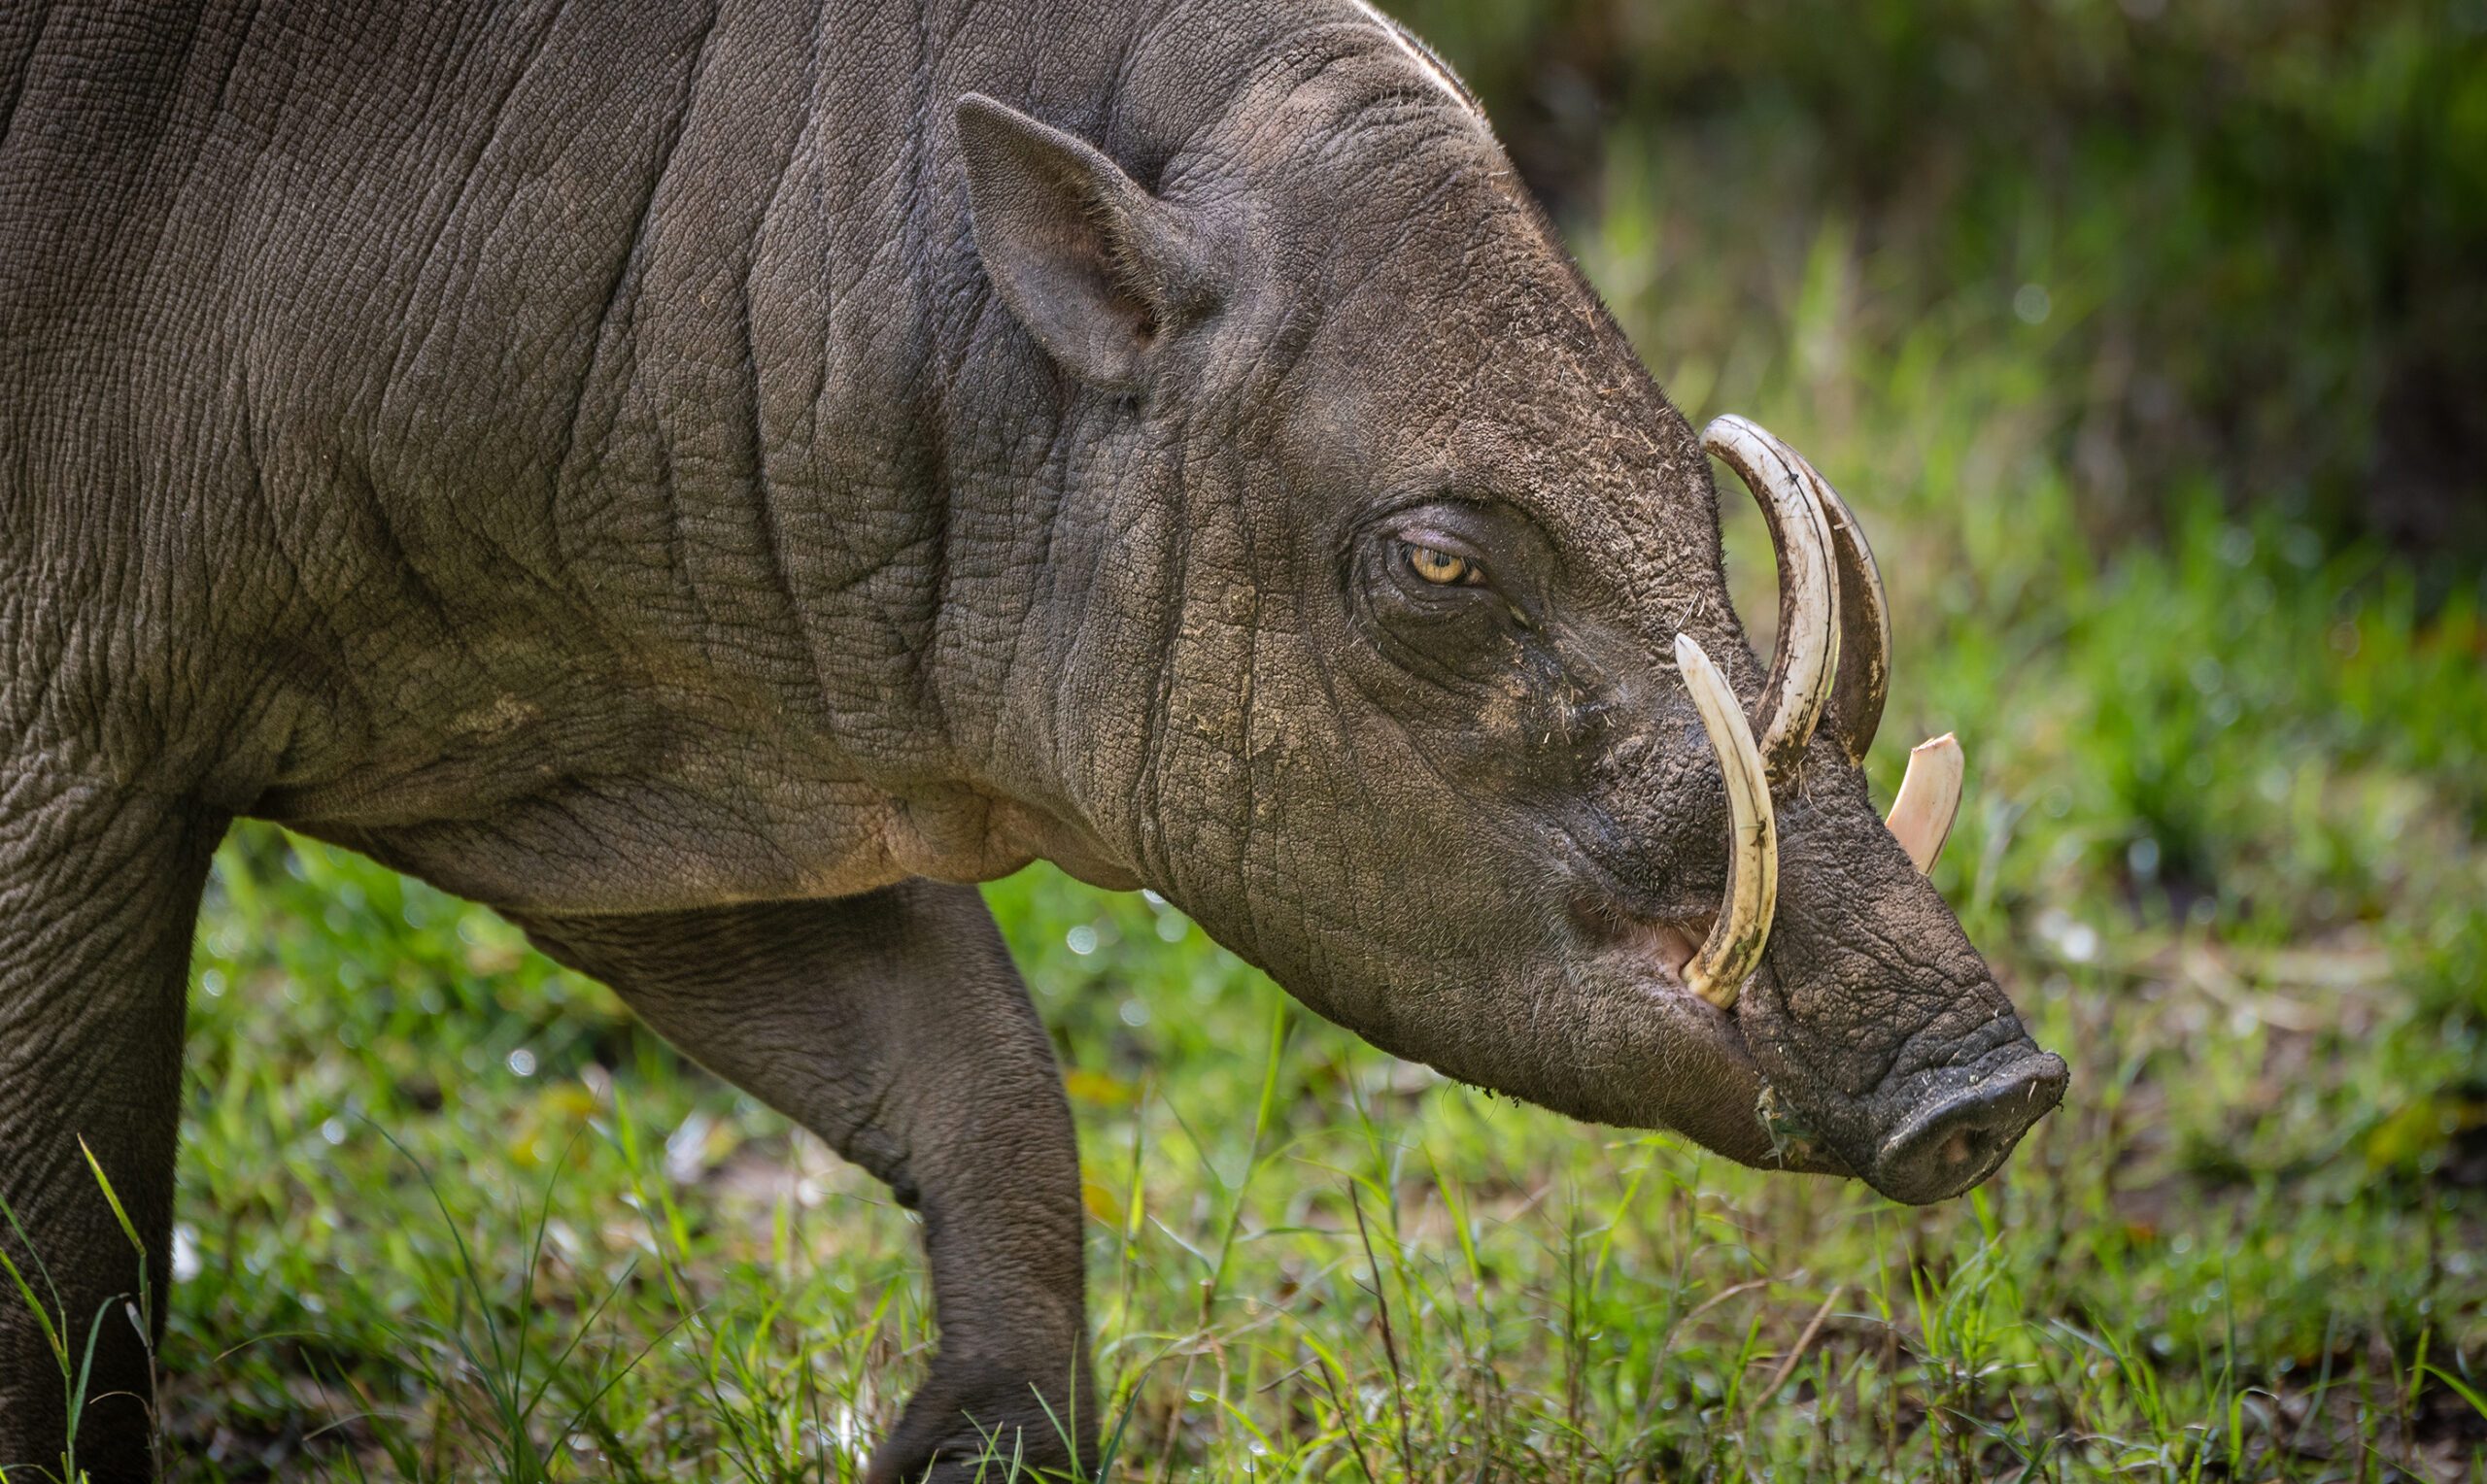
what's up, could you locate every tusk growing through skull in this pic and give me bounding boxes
[1885,733,1964,873]
[1674,634,1779,1009]
[1796,454,1892,764]
[1701,416,1840,783]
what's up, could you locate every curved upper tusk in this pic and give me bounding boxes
[1791,452,1891,764]
[1674,634,1779,1009]
[1885,733,1963,873]
[1700,416,1840,784]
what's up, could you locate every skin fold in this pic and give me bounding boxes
[0,1,2064,1476]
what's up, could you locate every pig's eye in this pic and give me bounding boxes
[1404,542,1480,587]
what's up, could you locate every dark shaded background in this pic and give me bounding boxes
[1395,0,2487,573]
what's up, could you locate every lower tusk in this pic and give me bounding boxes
[1885,734,1964,873]
[1674,634,1779,1010]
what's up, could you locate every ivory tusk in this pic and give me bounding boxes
[1792,453,1891,765]
[1675,634,1779,1009]
[1700,416,1840,784]
[1885,733,1963,873]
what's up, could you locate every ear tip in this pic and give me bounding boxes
[958,93,1039,152]
[954,92,1004,136]
[954,93,1072,170]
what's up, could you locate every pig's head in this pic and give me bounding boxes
[950,16,2063,1203]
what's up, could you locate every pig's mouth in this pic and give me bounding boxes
[1580,896,2063,1197]
[1576,897,1853,1177]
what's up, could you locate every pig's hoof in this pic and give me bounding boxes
[867,1364,1093,1483]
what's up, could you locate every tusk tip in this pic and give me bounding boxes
[1886,733,1966,874]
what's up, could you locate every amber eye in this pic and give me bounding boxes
[1405,542,1477,586]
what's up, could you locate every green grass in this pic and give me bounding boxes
[16,33,2487,1479]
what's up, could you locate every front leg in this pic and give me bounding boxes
[0,763,223,1484]
[514,881,1094,1483]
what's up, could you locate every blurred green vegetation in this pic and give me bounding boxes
[1401,0,2487,567]
[18,3,2485,1480]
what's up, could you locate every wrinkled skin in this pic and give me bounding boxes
[0,1,2063,1476]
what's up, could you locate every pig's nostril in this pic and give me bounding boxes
[1872,1052,2067,1204]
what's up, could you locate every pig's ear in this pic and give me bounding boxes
[956,93,1217,390]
